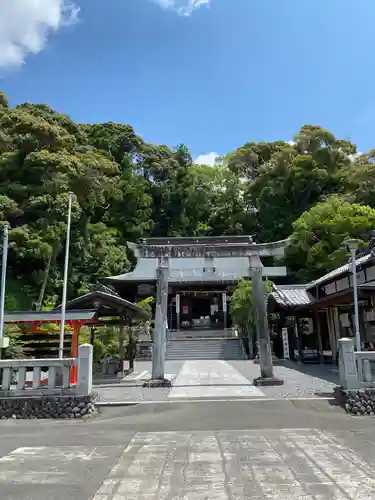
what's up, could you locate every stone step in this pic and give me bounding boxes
[170,329,232,340]
[166,348,240,354]
[166,338,244,361]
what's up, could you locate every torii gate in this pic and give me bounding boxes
[133,236,290,388]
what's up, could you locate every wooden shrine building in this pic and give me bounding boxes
[268,284,318,362]
[268,238,375,363]
[105,236,287,332]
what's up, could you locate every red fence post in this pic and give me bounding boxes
[70,321,80,385]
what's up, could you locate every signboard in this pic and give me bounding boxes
[281,328,290,360]
[182,305,189,315]
[137,284,154,295]
[222,292,227,312]
[176,294,180,314]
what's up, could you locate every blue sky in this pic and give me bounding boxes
[2,0,375,164]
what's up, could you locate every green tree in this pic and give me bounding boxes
[339,150,375,208]
[286,196,375,281]
[1,87,374,309]
[226,140,287,181]
[0,92,138,308]
[136,296,153,316]
[231,278,272,356]
[244,126,354,242]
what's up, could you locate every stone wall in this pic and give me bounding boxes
[342,388,375,416]
[0,394,97,420]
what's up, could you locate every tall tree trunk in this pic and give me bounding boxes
[36,242,59,310]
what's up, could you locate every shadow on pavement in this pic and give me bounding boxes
[279,360,340,385]
[169,383,255,388]
[93,398,368,433]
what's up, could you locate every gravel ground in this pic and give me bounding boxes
[229,360,339,398]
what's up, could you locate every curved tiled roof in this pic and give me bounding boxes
[306,253,373,290]
[270,284,313,308]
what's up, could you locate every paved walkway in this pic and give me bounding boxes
[95,360,339,403]
[2,396,375,499]
[169,360,265,399]
[2,423,375,499]
[92,429,375,499]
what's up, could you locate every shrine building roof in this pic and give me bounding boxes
[270,284,313,309]
[60,285,150,321]
[4,309,97,324]
[306,253,373,291]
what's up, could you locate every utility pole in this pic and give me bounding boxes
[59,192,73,359]
[0,224,10,356]
[346,240,361,352]
[250,255,284,386]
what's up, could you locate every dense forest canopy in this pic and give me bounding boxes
[1,90,375,310]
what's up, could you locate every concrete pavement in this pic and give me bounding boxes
[168,360,266,398]
[0,399,374,499]
[95,359,339,403]
[93,428,375,499]
[1,360,351,499]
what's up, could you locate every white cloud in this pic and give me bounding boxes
[194,152,220,166]
[0,0,79,70]
[349,152,363,162]
[152,0,211,16]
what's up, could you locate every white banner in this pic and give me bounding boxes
[282,328,290,360]
[222,292,227,312]
[175,294,180,314]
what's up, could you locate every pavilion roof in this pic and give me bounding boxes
[4,309,97,324]
[60,285,150,321]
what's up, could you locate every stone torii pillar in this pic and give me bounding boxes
[246,239,290,386]
[250,254,283,386]
[145,255,171,387]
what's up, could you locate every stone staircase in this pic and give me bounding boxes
[170,328,230,340]
[165,333,245,360]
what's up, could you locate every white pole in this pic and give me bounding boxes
[0,224,9,341]
[59,192,73,359]
[351,248,361,352]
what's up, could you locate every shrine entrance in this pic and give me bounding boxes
[169,289,231,331]
[107,235,289,385]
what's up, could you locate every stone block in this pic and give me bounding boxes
[143,378,172,388]
[253,376,284,386]
[0,395,97,420]
[77,343,93,396]
[342,387,375,416]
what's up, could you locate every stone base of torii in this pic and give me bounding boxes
[139,237,289,388]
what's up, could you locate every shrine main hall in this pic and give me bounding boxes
[105,236,286,332]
